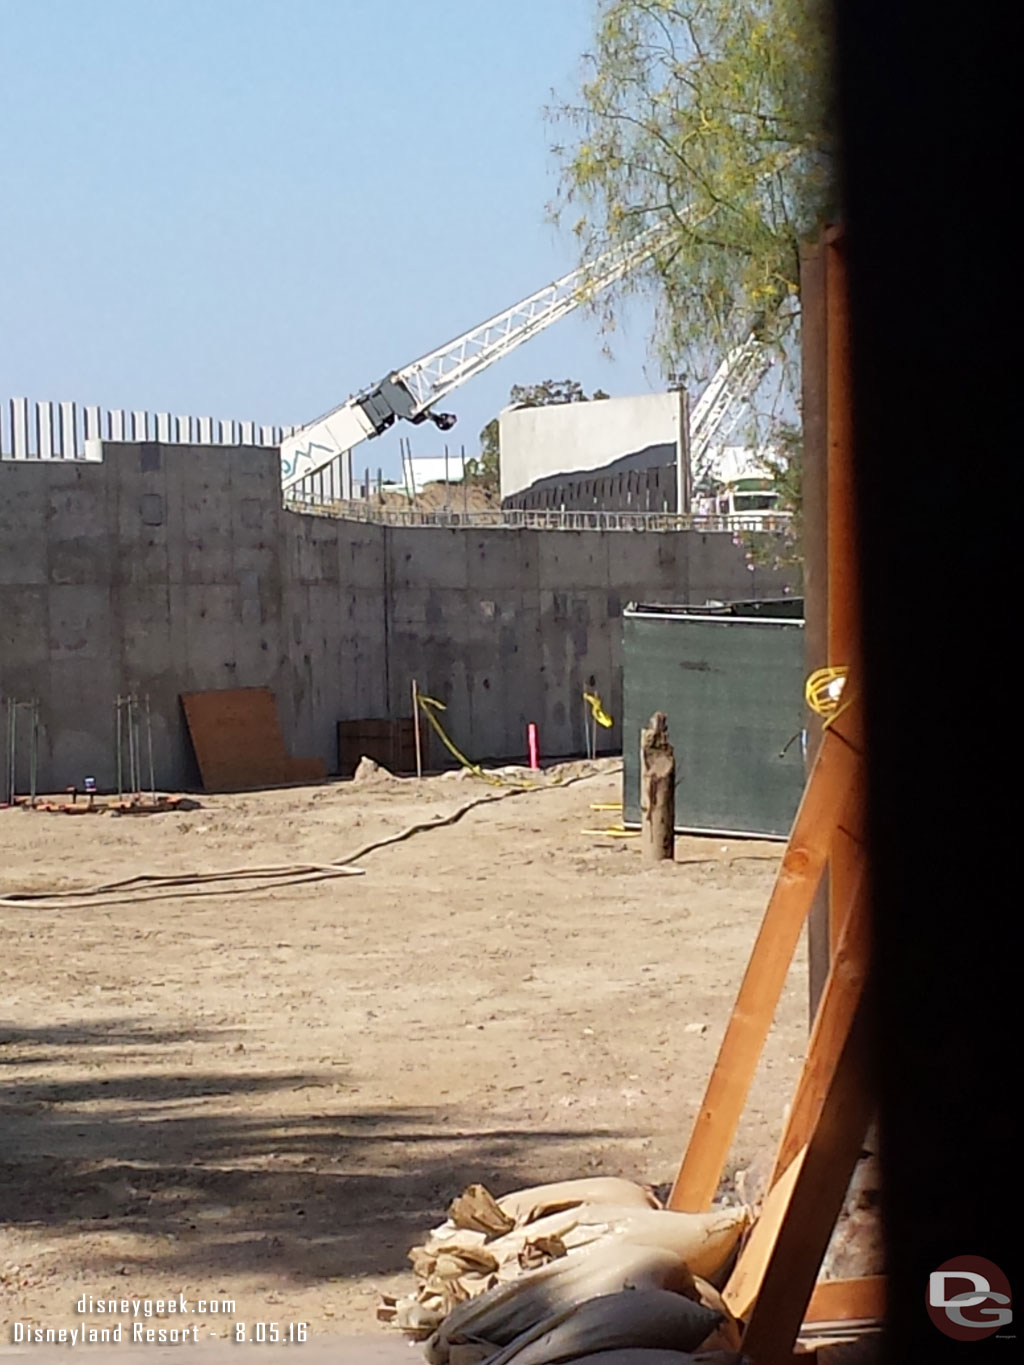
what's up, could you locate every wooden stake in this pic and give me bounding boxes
[668,721,863,1212]
[723,1146,808,1323]
[805,1275,885,1325]
[411,680,423,779]
[640,712,675,864]
[738,993,875,1363]
[771,861,869,1186]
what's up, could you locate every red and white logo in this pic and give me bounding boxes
[927,1256,1012,1340]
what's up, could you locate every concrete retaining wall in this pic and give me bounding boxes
[1,443,795,791]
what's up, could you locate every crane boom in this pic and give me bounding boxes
[279,228,663,491]
[280,149,801,494]
[689,330,773,486]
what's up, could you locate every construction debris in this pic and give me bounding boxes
[379,1177,748,1362]
[353,755,394,782]
[23,794,196,816]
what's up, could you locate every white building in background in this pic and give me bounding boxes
[404,454,466,491]
[497,391,779,517]
[498,392,688,511]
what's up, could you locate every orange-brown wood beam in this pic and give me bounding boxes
[739,994,875,1363]
[668,718,863,1212]
[771,860,870,1186]
[823,228,862,952]
[805,1275,885,1324]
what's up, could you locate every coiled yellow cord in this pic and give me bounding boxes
[805,666,851,731]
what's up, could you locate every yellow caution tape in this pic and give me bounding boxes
[590,802,623,811]
[416,694,547,790]
[583,690,614,729]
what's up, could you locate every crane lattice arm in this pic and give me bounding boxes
[688,328,774,487]
[279,228,663,491]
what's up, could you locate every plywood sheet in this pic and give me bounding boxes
[181,688,326,791]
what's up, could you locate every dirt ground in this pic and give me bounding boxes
[1,760,806,1343]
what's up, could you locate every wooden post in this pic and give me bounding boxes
[738,993,875,1363]
[800,238,832,1024]
[824,228,861,954]
[411,680,423,779]
[640,712,675,864]
[668,719,862,1211]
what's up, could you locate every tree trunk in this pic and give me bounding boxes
[641,711,675,864]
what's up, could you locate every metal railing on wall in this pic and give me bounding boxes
[282,496,791,535]
[1,397,298,461]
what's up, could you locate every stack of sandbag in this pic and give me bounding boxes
[378,1177,749,1362]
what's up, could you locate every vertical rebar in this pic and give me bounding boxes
[145,695,156,804]
[5,699,14,804]
[11,700,18,803]
[115,697,124,801]
[128,695,139,797]
[29,701,38,805]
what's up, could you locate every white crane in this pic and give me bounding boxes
[280,227,664,493]
[280,148,802,497]
[280,249,774,505]
[688,323,774,488]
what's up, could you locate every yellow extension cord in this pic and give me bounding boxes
[805,665,851,730]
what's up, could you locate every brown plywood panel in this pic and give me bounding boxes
[181,688,324,791]
[286,756,328,783]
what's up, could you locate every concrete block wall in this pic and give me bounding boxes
[1,443,796,791]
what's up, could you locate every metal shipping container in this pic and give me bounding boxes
[622,599,806,839]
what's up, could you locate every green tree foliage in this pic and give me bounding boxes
[548,0,835,563]
[550,0,834,363]
[466,381,611,492]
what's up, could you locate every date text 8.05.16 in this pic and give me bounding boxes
[233,1323,309,1344]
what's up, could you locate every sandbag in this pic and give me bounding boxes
[540,1354,739,1364]
[497,1177,659,1227]
[423,1241,692,1365]
[475,1288,721,1365]
[601,1205,749,1283]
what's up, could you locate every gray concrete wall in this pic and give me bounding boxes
[1,443,795,791]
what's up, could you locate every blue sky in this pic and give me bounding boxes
[0,0,662,478]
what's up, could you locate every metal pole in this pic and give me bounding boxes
[462,446,468,515]
[116,698,123,801]
[411,679,423,779]
[29,701,38,806]
[145,694,156,804]
[132,696,141,797]
[6,699,14,804]
[126,696,136,799]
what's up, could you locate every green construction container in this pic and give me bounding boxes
[622,599,806,839]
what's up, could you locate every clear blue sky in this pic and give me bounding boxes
[0,0,662,477]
